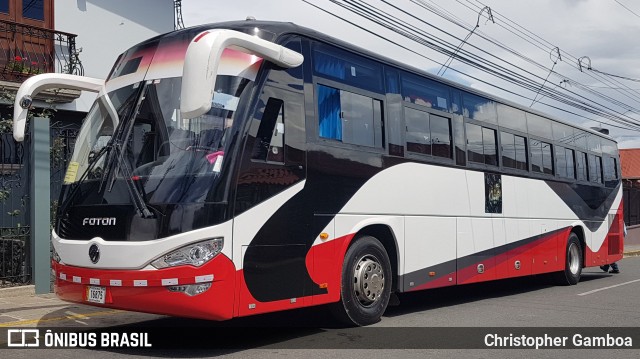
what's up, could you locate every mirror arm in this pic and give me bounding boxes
[12,73,104,142]
[180,29,304,119]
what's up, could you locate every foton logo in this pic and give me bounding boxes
[82,218,116,226]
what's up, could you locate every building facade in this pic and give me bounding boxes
[620,148,640,247]
[0,0,174,287]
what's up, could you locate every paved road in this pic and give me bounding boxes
[3,256,640,358]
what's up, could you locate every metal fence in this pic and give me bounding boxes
[0,129,31,287]
[0,120,79,288]
[624,180,640,227]
[0,19,83,82]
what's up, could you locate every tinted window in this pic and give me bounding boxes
[531,139,553,174]
[466,123,484,164]
[23,0,44,20]
[483,127,498,166]
[542,142,553,175]
[385,69,403,157]
[467,123,497,166]
[604,157,618,187]
[501,132,527,170]
[553,122,575,146]
[556,146,575,179]
[556,146,567,178]
[401,73,449,111]
[602,139,617,156]
[453,115,466,166]
[252,98,285,163]
[576,151,588,181]
[431,115,451,158]
[314,44,383,93]
[451,90,462,115]
[405,107,430,155]
[566,148,575,179]
[588,154,603,183]
[527,114,552,139]
[405,108,451,158]
[267,39,304,90]
[462,92,497,124]
[575,130,588,150]
[497,104,527,132]
[385,68,400,94]
[317,84,384,148]
[587,134,602,153]
[0,1,8,13]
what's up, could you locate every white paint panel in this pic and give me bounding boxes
[53,220,233,270]
[492,218,506,249]
[465,171,487,217]
[339,163,469,216]
[471,218,494,254]
[404,216,456,274]
[456,217,474,258]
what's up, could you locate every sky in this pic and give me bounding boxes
[181,0,640,148]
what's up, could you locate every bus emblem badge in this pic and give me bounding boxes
[89,244,100,264]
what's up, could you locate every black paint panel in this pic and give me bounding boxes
[545,181,620,231]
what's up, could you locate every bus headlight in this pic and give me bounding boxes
[151,238,223,269]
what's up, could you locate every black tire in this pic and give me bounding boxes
[554,232,583,285]
[331,236,392,326]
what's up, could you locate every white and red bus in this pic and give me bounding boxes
[13,20,623,326]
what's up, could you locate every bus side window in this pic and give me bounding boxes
[252,98,285,163]
[317,84,383,148]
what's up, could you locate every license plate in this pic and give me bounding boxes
[86,286,106,304]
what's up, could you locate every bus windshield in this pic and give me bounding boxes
[62,74,254,208]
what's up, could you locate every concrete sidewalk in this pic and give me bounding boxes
[1,246,639,330]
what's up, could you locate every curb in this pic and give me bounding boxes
[624,250,640,258]
[0,285,35,298]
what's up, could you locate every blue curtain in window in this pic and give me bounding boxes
[318,85,342,141]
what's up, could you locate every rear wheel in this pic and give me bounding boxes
[554,232,582,285]
[331,236,392,326]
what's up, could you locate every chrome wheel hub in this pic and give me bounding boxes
[353,255,385,306]
[568,242,580,274]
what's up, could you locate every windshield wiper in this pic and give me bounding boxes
[108,139,154,219]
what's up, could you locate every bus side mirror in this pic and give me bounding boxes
[180,29,303,119]
[12,74,104,142]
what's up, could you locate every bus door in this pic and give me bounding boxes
[233,84,309,315]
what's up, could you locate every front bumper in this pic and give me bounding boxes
[52,254,236,321]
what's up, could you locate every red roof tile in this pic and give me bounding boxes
[620,149,640,179]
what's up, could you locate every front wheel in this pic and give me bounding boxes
[554,232,583,285]
[331,236,392,326]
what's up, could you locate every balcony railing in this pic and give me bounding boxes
[0,19,83,82]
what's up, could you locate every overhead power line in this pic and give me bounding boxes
[438,5,494,77]
[300,0,640,131]
[614,0,640,19]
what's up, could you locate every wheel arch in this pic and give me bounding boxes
[349,223,400,293]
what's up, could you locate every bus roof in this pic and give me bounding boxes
[138,19,616,143]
